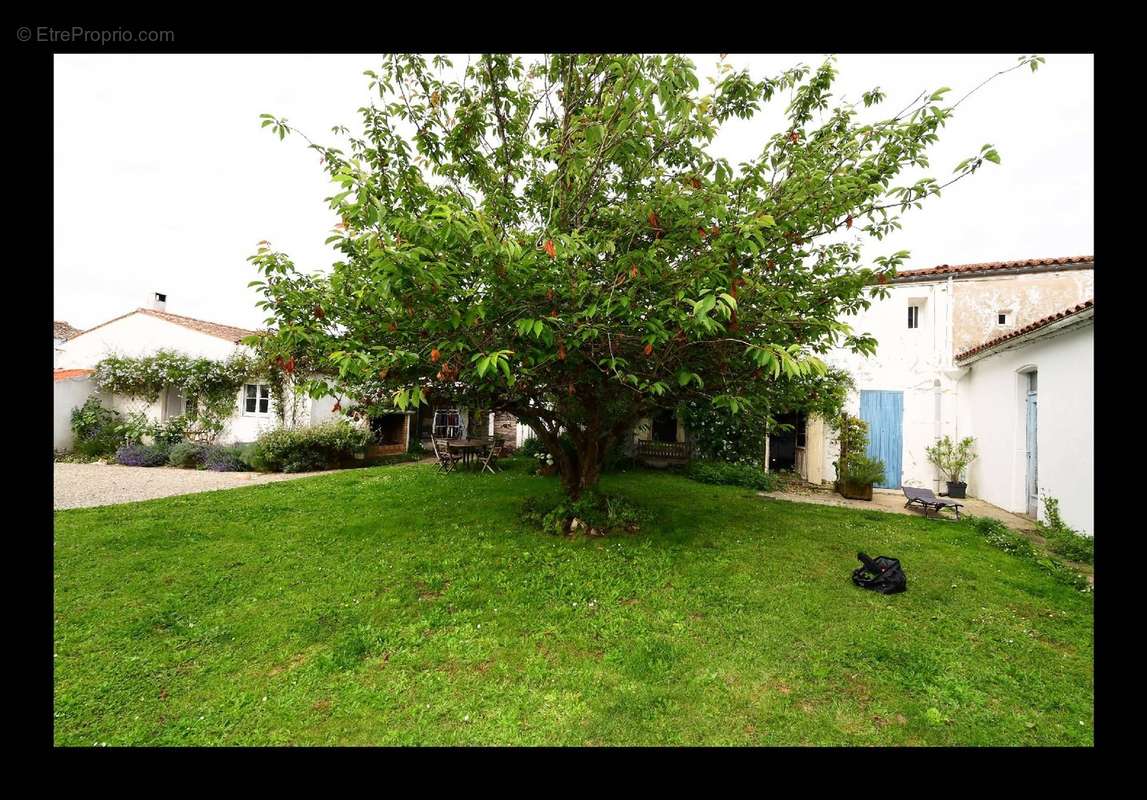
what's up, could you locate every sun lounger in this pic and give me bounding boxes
[902,486,963,520]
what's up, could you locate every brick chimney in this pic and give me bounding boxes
[152,292,167,312]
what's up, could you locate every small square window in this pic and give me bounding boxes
[997,310,1013,327]
[243,383,271,416]
[908,305,920,329]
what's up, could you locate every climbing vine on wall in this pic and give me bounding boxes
[93,350,262,441]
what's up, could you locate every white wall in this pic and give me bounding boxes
[57,312,240,369]
[822,280,961,490]
[960,321,1093,535]
[53,376,95,451]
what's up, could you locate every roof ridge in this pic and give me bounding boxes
[955,299,1094,361]
[137,307,257,337]
[64,308,258,344]
[894,255,1093,280]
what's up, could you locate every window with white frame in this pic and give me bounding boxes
[907,304,920,329]
[184,395,199,417]
[243,383,271,416]
[997,309,1013,327]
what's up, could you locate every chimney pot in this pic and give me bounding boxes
[153,292,167,311]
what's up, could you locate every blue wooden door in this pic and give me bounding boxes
[859,390,903,489]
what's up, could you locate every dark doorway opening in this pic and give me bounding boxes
[652,409,678,443]
[768,412,804,472]
[371,414,407,446]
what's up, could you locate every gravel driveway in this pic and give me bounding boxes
[53,462,343,510]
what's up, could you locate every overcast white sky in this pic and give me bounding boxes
[53,53,1093,332]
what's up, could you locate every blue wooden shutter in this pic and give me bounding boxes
[859,390,903,489]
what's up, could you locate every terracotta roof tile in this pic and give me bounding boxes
[137,309,258,343]
[955,300,1094,362]
[53,368,95,381]
[54,321,82,340]
[893,255,1093,281]
[72,308,259,344]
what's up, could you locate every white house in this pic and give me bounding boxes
[814,255,1094,534]
[53,294,346,451]
[53,294,534,456]
[955,301,1093,535]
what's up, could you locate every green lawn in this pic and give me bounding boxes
[53,462,1093,746]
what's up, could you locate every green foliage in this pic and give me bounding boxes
[683,460,778,491]
[151,415,197,446]
[248,54,1037,498]
[842,454,885,487]
[70,396,122,457]
[833,413,884,486]
[925,436,977,483]
[114,442,171,467]
[683,367,852,466]
[521,490,648,536]
[680,400,764,466]
[1039,495,1093,565]
[114,411,153,446]
[168,442,211,469]
[94,350,261,443]
[204,445,249,472]
[836,413,869,462]
[965,516,1090,592]
[245,421,373,473]
[602,441,637,473]
[519,437,547,459]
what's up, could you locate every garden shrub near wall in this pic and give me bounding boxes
[204,445,248,472]
[115,442,171,467]
[168,442,211,468]
[1039,495,1093,564]
[245,421,372,473]
[683,460,779,492]
[70,397,123,458]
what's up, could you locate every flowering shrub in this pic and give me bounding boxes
[204,445,248,472]
[115,442,171,467]
[244,421,372,473]
[94,350,261,443]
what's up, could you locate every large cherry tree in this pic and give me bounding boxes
[249,54,1041,498]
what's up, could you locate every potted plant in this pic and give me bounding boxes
[838,454,886,500]
[924,436,976,498]
[832,413,884,500]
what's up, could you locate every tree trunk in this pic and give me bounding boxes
[558,425,602,500]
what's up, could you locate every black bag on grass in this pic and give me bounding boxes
[852,552,906,594]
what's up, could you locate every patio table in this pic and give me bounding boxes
[447,438,493,469]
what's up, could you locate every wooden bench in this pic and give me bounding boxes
[634,440,692,464]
